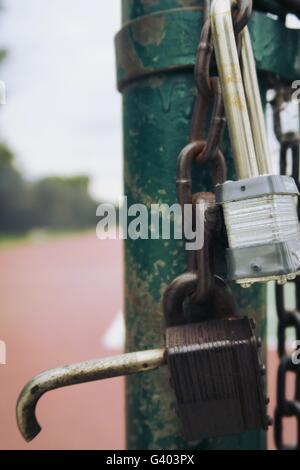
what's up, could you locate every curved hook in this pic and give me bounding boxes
[16,349,166,443]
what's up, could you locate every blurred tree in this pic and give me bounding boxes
[0,143,33,233]
[32,176,98,230]
[0,144,99,233]
[0,149,99,233]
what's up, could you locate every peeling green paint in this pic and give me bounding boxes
[141,0,161,8]
[131,15,166,46]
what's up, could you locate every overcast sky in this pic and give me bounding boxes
[0,0,122,202]
[0,2,300,203]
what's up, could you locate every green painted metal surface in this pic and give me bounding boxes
[116,5,300,90]
[116,0,292,450]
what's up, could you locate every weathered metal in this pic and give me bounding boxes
[16,349,166,443]
[165,317,269,442]
[176,139,225,303]
[192,17,226,165]
[211,0,300,290]
[118,0,275,450]
[211,0,259,180]
[192,192,221,303]
[241,27,273,175]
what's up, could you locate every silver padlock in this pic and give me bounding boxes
[211,0,300,288]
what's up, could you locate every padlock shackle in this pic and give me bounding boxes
[211,0,261,180]
[241,27,273,175]
[16,349,166,443]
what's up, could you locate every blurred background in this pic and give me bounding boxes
[0,0,298,451]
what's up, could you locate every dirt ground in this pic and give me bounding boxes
[0,232,294,450]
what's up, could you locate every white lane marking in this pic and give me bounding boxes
[102,311,125,351]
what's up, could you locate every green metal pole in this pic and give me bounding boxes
[116,0,300,450]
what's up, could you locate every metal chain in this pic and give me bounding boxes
[182,0,252,294]
[271,87,300,450]
[190,0,252,165]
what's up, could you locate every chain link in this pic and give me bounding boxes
[176,0,252,302]
[190,1,252,165]
[271,87,300,450]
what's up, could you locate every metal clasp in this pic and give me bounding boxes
[17,349,166,442]
[211,0,273,178]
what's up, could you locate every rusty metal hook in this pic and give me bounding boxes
[16,349,166,443]
[176,141,227,208]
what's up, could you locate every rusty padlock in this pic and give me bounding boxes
[163,272,270,442]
